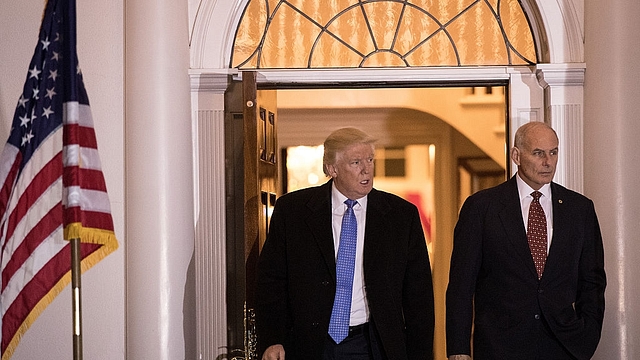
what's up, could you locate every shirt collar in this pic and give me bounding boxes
[515,173,551,200]
[331,182,367,211]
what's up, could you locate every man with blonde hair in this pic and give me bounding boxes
[257,127,435,360]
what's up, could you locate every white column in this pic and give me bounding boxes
[125,0,195,358]
[190,72,229,359]
[536,63,585,192]
[585,0,640,358]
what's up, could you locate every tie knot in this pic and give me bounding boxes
[344,199,357,209]
[531,191,542,201]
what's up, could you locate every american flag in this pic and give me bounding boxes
[0,0,119,358]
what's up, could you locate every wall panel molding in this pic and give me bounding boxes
[194,107,228,359]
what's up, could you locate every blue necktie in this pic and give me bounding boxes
[328,199,358,343]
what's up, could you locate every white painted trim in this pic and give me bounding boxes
[243,67,511,84]
[536,63,585,192]
[535,0,584,62]
[536,63,586,87]
[188,1,587,358]
[190,0,249,68]
[193,108,228,360]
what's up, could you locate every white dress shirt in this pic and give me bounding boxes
[331,183,369,326]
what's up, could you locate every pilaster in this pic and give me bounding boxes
[190,72,229,359]
[536,63,585,192]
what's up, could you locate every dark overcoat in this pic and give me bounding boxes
[256,180,435,360]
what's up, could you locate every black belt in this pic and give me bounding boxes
[348,322,369,337]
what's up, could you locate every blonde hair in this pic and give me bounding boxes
[323,127,376,176]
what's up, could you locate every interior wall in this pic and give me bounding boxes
[277,88,507,165]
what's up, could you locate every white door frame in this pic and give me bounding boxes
[188,0,585,358]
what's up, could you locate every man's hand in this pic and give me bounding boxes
[262,344,285,360]
[448,355,471,360]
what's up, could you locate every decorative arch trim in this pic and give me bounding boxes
[189,0,583,69]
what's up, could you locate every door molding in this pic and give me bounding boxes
[190,63,585,359]
[189,0,585,357]
[189,0,583,69]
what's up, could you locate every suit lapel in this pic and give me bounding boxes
[305,181,337,278]
[362,189,391,266]
[544,183,568,278]
[498,177,539,278]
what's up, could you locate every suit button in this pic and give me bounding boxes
[311,322,319,328]
[534,314,540,320]
[321,281,329,286]
[538,289,544,294]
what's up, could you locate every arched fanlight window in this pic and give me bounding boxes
[231,0,537,69]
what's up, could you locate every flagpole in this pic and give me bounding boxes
[66,0,83,357]
[71,238,83,360]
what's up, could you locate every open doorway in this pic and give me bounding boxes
[193,1,587,359]
[223,80,508,359]
[273,86,508,359]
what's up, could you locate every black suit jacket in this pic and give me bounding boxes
[256,180,435,360]
[446,177,606,360]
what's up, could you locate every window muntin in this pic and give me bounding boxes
[232,0,537,69]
